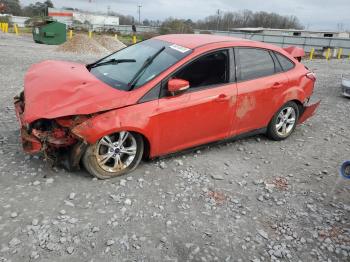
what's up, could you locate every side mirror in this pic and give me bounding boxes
[168,79,189,95]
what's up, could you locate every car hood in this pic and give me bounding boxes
[23,60,130,123]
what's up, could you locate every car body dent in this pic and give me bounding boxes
[298,100,320,124]
[23,60,131,123]
[72,101,156,154]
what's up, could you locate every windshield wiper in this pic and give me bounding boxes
[128,46,166,90]
[88,58,136,69]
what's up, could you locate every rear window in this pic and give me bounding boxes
[236,48,276,81]
[275,52,295,71]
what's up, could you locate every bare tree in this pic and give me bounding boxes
[196,10,303,30]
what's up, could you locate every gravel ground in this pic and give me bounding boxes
[0,32,349,262]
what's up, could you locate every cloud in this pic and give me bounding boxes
[20,0,350,30]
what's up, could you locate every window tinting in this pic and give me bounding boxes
[275,52,295,72]
[173,50,229,88]
[236,48,275,81]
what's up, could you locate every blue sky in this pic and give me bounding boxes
[20,0,350,30]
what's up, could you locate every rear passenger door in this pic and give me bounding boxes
[233,47,289,135]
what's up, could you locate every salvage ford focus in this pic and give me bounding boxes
[14,34,320,179]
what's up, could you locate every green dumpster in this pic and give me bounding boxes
[33,21,66,45]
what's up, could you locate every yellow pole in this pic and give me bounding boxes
[88,31,92,39]
[114,33,118,40]
[1,23,3,32]
[326,48,331,60]
[0,23,2,32]
[69,30,73,39]
[309,48,314,60]
[14,24,19,35]
[132,35,136,44]
[337,48,343,59]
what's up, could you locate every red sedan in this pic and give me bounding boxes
[14,34,320,179]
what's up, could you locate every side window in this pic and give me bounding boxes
[236,48,276,81]
[275,52,295,72]
[270,51,283,73]
[173,50,229,88]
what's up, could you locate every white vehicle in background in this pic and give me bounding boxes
[341,74,350,97]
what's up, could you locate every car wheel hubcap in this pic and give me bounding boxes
[95,131,137,173]
[275,107,296,136]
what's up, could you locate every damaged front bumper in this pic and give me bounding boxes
[298,99,321,124]
[14,95,42,153]
[14,94,88,170]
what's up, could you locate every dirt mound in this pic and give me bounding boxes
[95,35,126,52]
[56,34,125,55]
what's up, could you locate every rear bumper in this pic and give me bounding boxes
[14,97,42,154]
[298,100,321,124]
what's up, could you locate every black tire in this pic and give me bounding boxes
[267,101,299,141]
[82,132,144,179]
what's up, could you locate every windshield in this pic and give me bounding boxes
[89,39,192,91]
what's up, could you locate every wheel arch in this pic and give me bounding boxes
[268,98,303,125]
[73,121,153,159]
[272,86,306,121]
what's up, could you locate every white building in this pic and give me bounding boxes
[48,8,119,30]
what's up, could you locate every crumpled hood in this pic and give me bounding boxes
[23,60,130,123]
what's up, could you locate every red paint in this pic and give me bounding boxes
[23,60,131,123]
[48,12,73,17]
[16,34,320,157]
[298,101,321,124]
[167,79,190,92]
[283,46,305,59]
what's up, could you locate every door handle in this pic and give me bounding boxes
[272,82,283,89]
[214,94,227,102]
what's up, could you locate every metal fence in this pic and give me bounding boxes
[77,23,350,57]
[201,30,350,56]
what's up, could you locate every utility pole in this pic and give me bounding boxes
[216,9,220,31]
[137,4,142,24]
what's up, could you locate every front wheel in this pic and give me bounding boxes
[267,102,299,141]
[82,131,144,179]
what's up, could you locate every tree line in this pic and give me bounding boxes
[0,1,303,31]
[161,10,303,34]
[0,0,53,16]
[197,10,303,31]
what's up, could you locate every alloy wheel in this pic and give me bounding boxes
[95,131,137,173]
[275,106,296,137]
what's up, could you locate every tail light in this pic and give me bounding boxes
[306,72,316,81]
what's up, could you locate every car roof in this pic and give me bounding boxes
[154,34,253,49]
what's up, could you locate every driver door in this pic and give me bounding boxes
[153,49,237,156]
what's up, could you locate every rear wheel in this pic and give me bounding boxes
[82,131,144,179]
[267,102,299,141]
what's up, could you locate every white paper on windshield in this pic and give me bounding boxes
[169,44,190,53]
